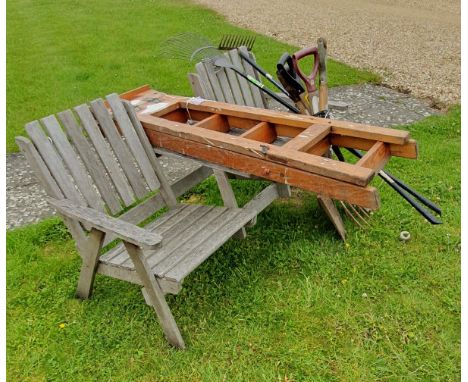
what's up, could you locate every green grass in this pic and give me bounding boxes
[7,106,460,380]
[6,0,379,153]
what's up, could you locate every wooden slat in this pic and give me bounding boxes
[152,208,231,274]
[102,205,197,263]
[178,100,411,145]
[57,110,122,214]
[41,115,103,210]
[106,93,160,191]
[187,72,205,99]
[216,66,236,104]
[195,114,230,132]
[122,101,178,206]
[25,121,86,206]
[202,61,226,102]
[195,62,216,100]
[330,135,418,159]
[74,103,135,206]
[145,206,219,268]
[283,124,331,152]
[229,49,256,106]
[146,130,380,209]
[109,205,213,270]
[16,136,88,251]
[224,49,246,105]
[162,209,255,281]
[213,169,246,238]
[119,84,152,101]
[356,141,391,173]
[140,114,374,186]
[239,46,265,108]
[240,122,276,143]
[49,198,162,250]
[306,138,331,156]
[90,99,148,198]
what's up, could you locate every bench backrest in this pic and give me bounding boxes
[189,47,268,108]
[16,94,176,220]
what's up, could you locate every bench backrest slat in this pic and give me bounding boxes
[193,48,267,109]
[18,94,173,219]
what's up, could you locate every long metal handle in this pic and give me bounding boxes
[238,51,289,96]
[230,66,300,113]
[344,147,442,224]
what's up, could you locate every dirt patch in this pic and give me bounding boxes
[195,0,460,106]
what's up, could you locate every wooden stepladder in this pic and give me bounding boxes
[184,50,417,238]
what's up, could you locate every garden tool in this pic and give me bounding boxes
[292,47,320,114]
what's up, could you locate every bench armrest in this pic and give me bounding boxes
[47,198,163,250]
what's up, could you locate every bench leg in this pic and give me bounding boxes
[213,169,246,239]
[76,229,105,299]
[124,242,186,349]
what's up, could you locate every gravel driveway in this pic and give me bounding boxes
[195,0,460,107]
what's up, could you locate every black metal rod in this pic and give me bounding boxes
[238,51,290,96]
[227,66,300,113]
[343,147,442,224]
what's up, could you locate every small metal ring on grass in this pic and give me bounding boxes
[399,231,411,242]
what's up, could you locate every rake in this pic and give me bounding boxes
[159,32,256,62]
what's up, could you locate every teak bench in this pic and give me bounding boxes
[16,93,287,349]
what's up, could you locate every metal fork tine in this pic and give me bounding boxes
[348,203,370,226]
[340,201,363,229]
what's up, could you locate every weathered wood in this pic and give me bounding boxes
[224,50,246,105]
[57,110,122,214]
[330,135,418,159]
[357,141,391,174]
[228,49,255,106]
[195,62,216,100]
[75,229,105,299]
[283,124,330,152]
[41,115,104,210]
[25,121,86,206]
[240,122,276,143]
[146,130,380,209]
[74,104,135,206]
[122,100,178,207]
[213,169,246,239]
[48,198,163,249]
[316,195,346,241]
[140,114,374,187]
[174,99,411,145]
[106,93,161,190]
[187,72,205,99]
[90,99,148,198]
[239,46,265,108]
[163,209,256,282]
[202,61,226,102]
[124,242,185,349]
[195,114,230,132]
[15,136,88,251]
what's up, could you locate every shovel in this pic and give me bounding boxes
[292,47,320,114]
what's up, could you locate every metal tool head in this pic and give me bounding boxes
[276,53,305,102]
[218,34,256,51]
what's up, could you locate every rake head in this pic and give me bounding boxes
[218,34,256,51]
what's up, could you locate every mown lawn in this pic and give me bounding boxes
[7,107,460,381]
[6,0,459,381]
[6,0,378,152]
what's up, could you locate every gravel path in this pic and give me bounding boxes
[6,84,437,230]
[195,0,460,106]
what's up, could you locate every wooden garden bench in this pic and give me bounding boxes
[16,93,286,349]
